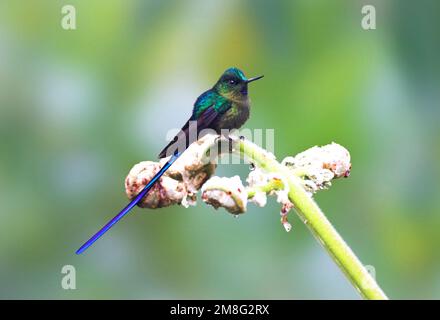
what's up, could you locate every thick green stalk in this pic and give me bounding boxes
[236,140,388,300]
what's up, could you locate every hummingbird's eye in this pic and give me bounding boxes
[229,79,236,85]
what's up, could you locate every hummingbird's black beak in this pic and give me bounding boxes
[246,75,264,83]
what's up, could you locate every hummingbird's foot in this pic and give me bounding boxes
[225,134,242,149]
[216,133,239,153]
[228,138,235,153]
[212,135,235,155]
[226,136,242,153]
[225,134,240,142]
[214,135,222,143]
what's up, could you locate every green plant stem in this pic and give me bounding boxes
[236,139,388,300]
[246,178,284,198]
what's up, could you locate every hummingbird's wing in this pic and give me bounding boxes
[158,105,220,158]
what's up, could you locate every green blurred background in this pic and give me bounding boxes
[0,0,439,299]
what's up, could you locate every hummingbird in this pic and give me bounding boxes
[76,67,263,254]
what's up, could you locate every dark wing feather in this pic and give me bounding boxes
[158,106,219,158]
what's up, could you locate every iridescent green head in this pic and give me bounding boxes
[214,67,263,100]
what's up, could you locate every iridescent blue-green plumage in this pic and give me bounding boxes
[76,67,262,254]
[158,67,263,157]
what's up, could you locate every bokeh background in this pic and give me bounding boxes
[0,0,439,299]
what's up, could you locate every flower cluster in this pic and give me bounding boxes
[125,134,351,231]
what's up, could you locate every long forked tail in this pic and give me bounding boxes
[75,152,180,255]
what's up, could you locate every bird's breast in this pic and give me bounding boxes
[214,100,250,132]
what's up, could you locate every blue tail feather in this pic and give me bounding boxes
[75,153,180,255]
